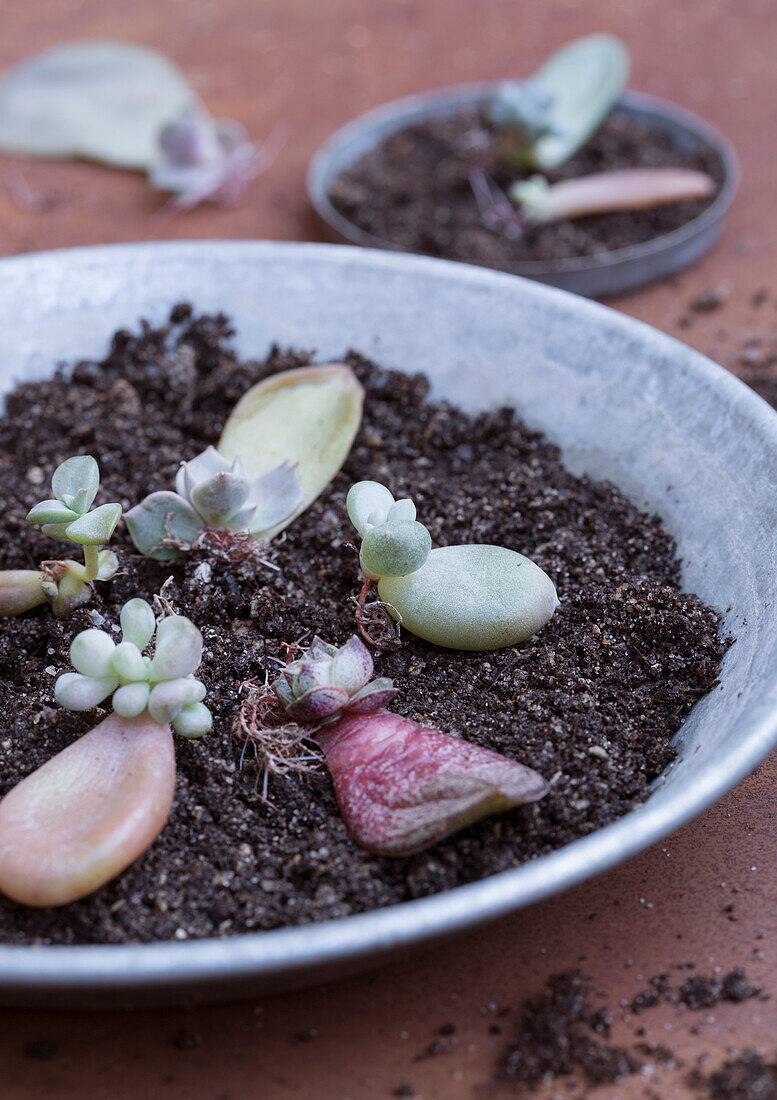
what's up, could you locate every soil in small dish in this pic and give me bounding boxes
[0,307,727,944]
[328,108,724,271]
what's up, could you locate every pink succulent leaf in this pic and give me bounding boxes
[286,684,350,724]
[345,678,397,714]
[309,636,338,660]
[331,635,374,695]
[294,657,335,696]
[316,711,549,857]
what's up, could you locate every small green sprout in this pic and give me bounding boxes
[346,479,559,652]
[124,445,303,560]
[55,598,212,738]
[19,455,121,617]
[346,481,431,581]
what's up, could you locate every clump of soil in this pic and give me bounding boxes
[501,968,765,1092]
[0,307,727,945]
[502,971,640,1087]
[692,1051,777,1099]
[328,108,724,272]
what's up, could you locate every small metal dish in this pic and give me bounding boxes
[308,86,740,298]
[0,241,774,1008]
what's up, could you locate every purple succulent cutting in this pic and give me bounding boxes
[272,635,396,724]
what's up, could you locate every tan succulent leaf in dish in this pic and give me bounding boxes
[219,364,364,538]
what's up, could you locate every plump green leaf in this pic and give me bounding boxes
[0,41,197,169]
[378,544,559,650]
[0,570,46,617]
[113,683,151,719]
[150,616,203,681]
[65,503,122,546]
[96,550,119,582]
[26,499,79,526]
[120,598,156,651]
[51,456,100,513]
[360,521,432,580]
[70,628,116,679]
[54,671,118,711]
[172,702,213,739]
[347,481,395,535]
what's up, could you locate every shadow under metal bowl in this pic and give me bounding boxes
[308,86,740,298]
[0,241,775,1008]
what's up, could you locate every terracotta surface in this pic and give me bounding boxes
[1,1,777,1096]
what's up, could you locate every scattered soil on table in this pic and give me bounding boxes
[0,307,727,945]
[328,108,724,271]
[498,968,765,1093]
[692,1051,777,1099]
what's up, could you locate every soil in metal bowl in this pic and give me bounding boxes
[327,108,724,271]
[0,307,727,945]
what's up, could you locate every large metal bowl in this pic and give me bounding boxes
[0,241,775,1008]
[308,87,740,298]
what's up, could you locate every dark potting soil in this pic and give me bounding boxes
[0,307,727,945]
[328,108,724,271]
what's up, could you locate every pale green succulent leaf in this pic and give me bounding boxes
[70,628,116,678]
[54,671,118,711]
[527,34,629,169]
[113,682,151,719]
[150,615,203,681]
[245,462,304,535]
[26,499,79,526]
[41,522,76,540]
[172,702,213,739]
[51,455,100,513]
[378,545,559,651]
[96,549,119,581]
[386,498,416,524]
[347,481,395,535]
[0,41,198,169]
[219,364,364,538]
[120,598,156,651]
[124,491,202,560]
[360,520,432,580]
[189,471,251,528]
[65,502,122,546]
[111,641,148,683]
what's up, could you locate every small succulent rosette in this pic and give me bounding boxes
[273,635,396,724]
[55,598,212,738]
[125,445,303,560]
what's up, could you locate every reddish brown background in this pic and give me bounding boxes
[1,1,777,1097]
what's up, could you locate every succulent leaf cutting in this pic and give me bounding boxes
[346,480,559,651]
[55,598,213,738]
[0,597,212,908]
[487,34,630,170]
[268,634,549,856]
[0,455,121,619]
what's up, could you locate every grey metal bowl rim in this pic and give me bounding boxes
[0,239,773,993]
[307,85,741,277]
